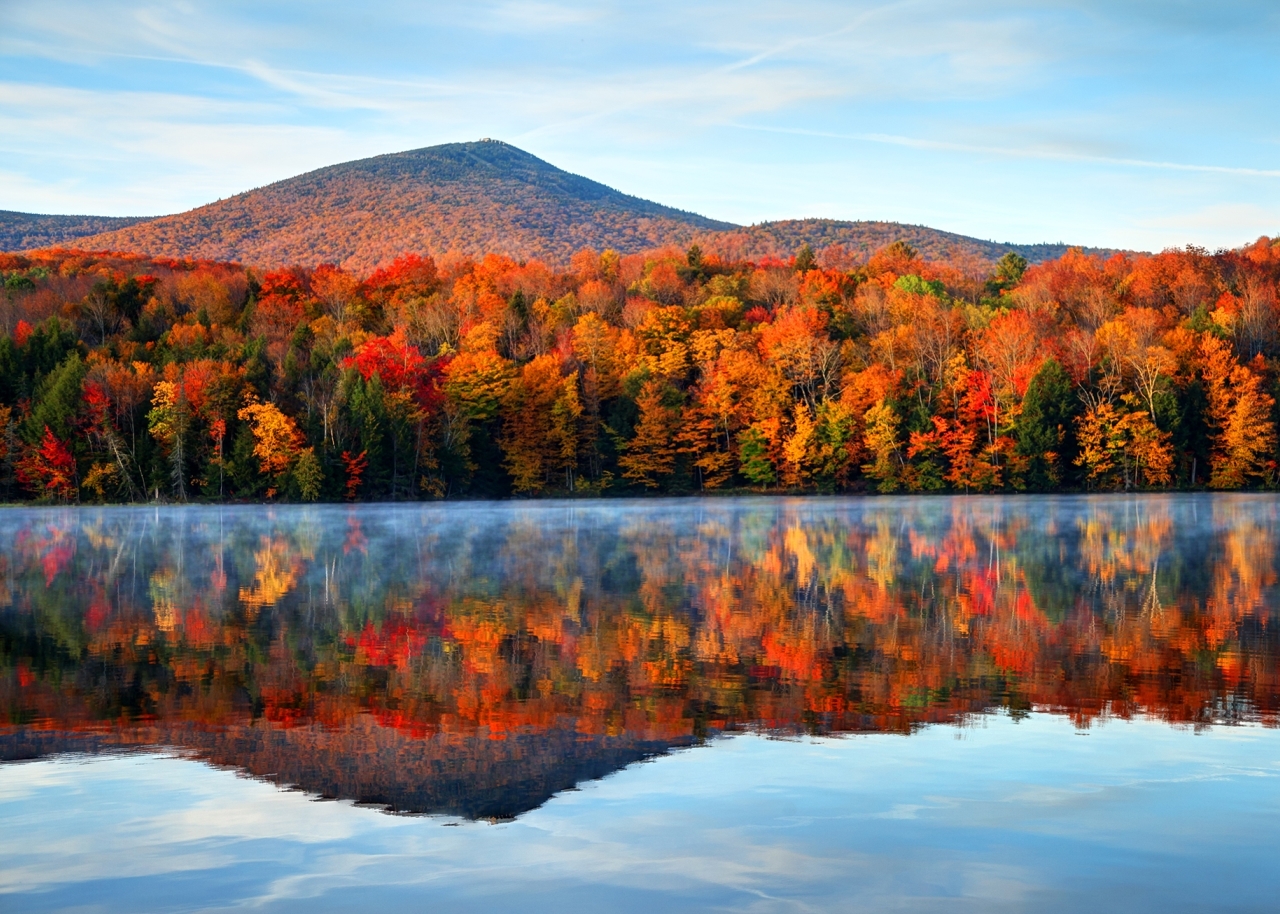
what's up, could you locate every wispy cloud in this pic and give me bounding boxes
[0,81,381,213]
[0,0,1277,248]
[729,123,1280,179]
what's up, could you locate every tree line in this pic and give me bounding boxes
[0,235,1277,502]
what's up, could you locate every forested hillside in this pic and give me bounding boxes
[67,141,735,271]
[0,235,1276,503]
[19,141,1118,270]
[707,219,1119,266]
[0,211,150,252]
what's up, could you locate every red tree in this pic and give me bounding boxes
[17,427,77,502]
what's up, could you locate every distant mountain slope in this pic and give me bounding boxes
[699,219,1118,265]
[69,141,736,271]
[11,141,1125,270]
[0,211,150,252]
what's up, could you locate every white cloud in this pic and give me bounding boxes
[0,81,401,212]
[0,0,1277,248]
[726,123,1280,179]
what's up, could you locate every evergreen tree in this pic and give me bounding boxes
[987,252,1029,296]
[1016,359,1078,490]
[25,353,86,445]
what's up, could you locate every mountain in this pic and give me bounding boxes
[0,211,150,252]
[60,140,735,272]
[6,141,1122,270]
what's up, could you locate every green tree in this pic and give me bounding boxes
[343,372,389,496]
[987,252,1029,295]
[0,318,80,403]
[292,447,323,501]
[738,424,776,487]
[25,353,86,445]
[1016,359,1078,490]
[794,243,816,274]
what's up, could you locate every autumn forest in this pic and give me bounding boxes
[0,236,1278,503]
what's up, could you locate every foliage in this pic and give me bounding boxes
[16,425,77,501]
[0,235,1276,501]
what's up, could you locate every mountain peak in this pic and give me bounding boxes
[5,142,1121,269]
[59,141,735,270]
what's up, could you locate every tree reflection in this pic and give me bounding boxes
[2,496,1278,817]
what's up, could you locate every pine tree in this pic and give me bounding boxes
[1017,359,1077,490]
[794,243,817,274]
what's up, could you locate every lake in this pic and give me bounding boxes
[2,495,1279,912]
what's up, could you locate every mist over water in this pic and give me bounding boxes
[2,495,1280,911]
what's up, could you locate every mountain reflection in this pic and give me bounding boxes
[2,496,1278,819]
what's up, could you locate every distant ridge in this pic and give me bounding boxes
[6,141,1125,269]
[699,219,1122,266]
[0,211,151,253]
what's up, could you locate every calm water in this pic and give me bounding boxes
[2,495,1279,912]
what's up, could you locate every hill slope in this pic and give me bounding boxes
[11,141,1124,270]
[700,219,1117,265]
[0,211,150,252]
[69,140,735,271]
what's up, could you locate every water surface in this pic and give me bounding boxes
[2,495,1279,911]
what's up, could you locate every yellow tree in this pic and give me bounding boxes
[677,346,760,490]
[620,378,680,488]
[1096,309,1176,419]
[861,399,905,493]
[634,305,692,382]
[781,401,818,488]
[679,368,738,489]
[237,398,306,497]
[1075,400,1173,490]
[440,347,515,484]
[571,312,622,401]
[778,398,857,492]
[1200,335,1276,488]
[501,354,567,493]
[549,372,584,491]
[148,380,193,500]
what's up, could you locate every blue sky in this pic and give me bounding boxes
[0,1,1277,251]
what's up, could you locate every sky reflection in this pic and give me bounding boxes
[4,716,1280,912]
[3,495,1280,909]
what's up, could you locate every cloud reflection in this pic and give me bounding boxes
[3,718,1280,912]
